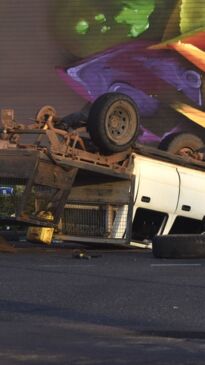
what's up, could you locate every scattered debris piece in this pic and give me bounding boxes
[130,240,152,249]
[72,249,102,260]
[72,249,91,260]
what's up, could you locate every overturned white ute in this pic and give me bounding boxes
[0,93,205,257]
[62,147,205,245]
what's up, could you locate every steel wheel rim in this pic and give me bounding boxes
[105,100,137,145]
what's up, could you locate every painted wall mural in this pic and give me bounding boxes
[55,0,205,145]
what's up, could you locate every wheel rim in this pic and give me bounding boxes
[105,100,137,146]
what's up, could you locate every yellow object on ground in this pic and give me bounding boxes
[27,211,54,245]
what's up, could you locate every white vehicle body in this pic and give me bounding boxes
[61,149,205,245]
[129,153,204,239]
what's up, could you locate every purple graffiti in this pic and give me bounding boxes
[57,40,202,144]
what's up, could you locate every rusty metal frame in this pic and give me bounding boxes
[0,109,134,227]
[0,148,78,226]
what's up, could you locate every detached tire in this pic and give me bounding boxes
[87,92,139,154]
[159,133,204,157]
[152,234,205,259]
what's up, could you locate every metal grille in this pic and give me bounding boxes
[62,205,106,237]
[62,203,129,239]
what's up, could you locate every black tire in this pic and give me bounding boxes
[152,234,205,259]
[87,92,139,154]
[159,133,204,157]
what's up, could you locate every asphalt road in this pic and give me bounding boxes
[0,243,205,364]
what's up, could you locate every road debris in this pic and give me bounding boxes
[72,249,102,260]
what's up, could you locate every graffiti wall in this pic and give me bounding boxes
[0,0,205,146]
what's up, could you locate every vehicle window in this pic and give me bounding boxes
[169,216,203,234]
[132,208,167,241]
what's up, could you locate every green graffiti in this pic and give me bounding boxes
[115,0,155,37]
[129,22,148,37]
[101,25,111,33]
[95,13,106,23]
[75,20,89,35]
[55,0,156,57]
[76,1,155,38]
